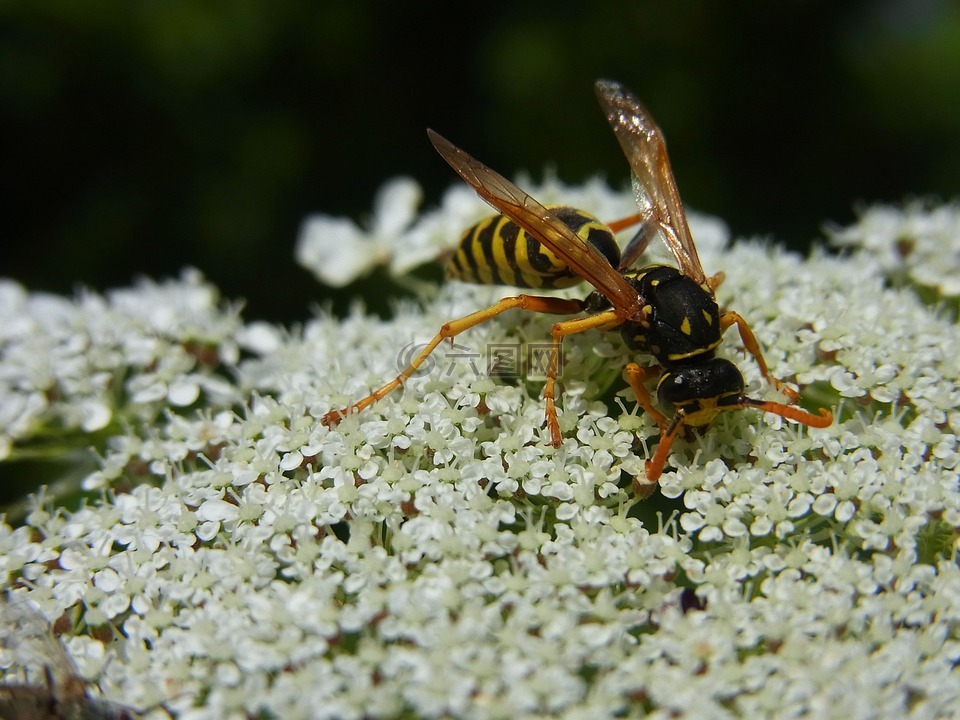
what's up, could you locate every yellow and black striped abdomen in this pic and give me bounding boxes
[445,205,621,289]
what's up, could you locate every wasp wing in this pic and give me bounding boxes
[428,129,642,316]
[617,218,659,272]
[0,597,80,694]
[595,80,708,286]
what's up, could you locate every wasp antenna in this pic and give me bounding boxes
[742,398,833,428]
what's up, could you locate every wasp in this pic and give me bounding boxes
[323,80,833,484]
[0,597,140,719]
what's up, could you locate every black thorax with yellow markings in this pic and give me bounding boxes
[592,264,723,365]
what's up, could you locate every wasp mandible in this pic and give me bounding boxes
[323,80,833,484]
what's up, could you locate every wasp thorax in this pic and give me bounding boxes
[618,266,722,364]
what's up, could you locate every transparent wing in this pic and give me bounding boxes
[428,129,643,316]
[595,80,708,286]
[0,597,78,691]
[617,219,658,271]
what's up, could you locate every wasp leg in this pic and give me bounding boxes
[732,396,833,427]
[707,271,726,292]
[321,295,588,428]
[624,363,670,431]
[542,310,623,445]
[720,311,799,403]
[607,213,652,271]
[605,213,643,234]
[625,363,683,487]
[644,411,687,484]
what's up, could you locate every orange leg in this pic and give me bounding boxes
[322,295,587,428]
[541,310,623,445]
[739,397,833,427]
[624,363,669,431]
[644,412,687,484]
[720,311,799,402]
[605,213,642,234]
[623,364,685,485]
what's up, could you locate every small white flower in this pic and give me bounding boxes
[5,188,960,719]
[295,177,422,286]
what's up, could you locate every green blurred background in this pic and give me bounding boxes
[4,0,960,322]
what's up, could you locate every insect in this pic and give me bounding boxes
[0,597,139,720]
[323,79,833,484]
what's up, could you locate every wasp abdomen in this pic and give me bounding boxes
[446,205,621,289]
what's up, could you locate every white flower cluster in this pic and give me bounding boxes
[828,200,960,297]
[0,269,250,463]
[1,183,959,719]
